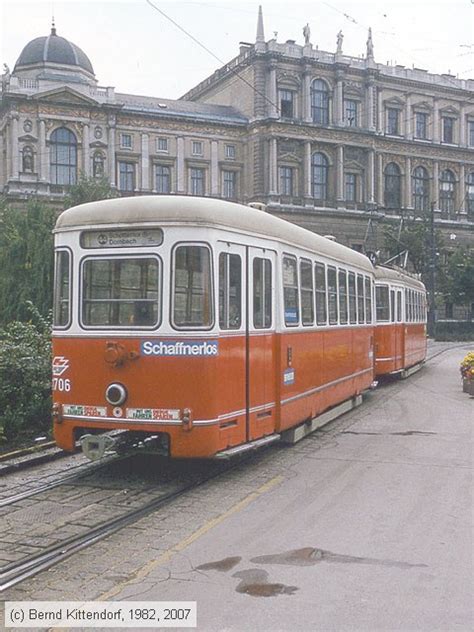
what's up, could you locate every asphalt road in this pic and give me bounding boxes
[110,344,473,632]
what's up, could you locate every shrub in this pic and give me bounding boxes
[0,304,52,442]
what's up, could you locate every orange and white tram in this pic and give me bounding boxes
[373,266,427,378]
[51,195,415,460]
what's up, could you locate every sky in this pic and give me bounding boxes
[1,0,473,99]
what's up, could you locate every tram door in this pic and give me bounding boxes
[247,247,277,441]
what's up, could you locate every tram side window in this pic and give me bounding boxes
[314,262,327,325]
[397,290,402,322]
[365,277,372,324]
[357,274,365,324]
[390,289,396,323]
[405,289,410,322]
[338,269,348,325]
[376,286,390,322]
[283,256,299,326]
[54,250,71,327]
[348,272,357,324]
[327,266,338,325]
[173,245,213,328]
[82,257,159,327]
[253,257,272,329]
[300,259,314,326]
[219,253,241,330]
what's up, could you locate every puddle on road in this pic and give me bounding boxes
[251,547,427,569]
[232,569,298,597]
[195,556,241,572]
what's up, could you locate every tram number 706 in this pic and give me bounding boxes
[52,377,71,392]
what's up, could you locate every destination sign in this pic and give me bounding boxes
[81,228,163,249]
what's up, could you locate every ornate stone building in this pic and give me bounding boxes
[1,10,473,264]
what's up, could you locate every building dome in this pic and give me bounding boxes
[13,25,94,77]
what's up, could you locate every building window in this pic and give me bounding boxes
[190,167,205,195]
[118,161,135,191]
[442,117,455,144]
[279,89,294,118]
[345,173,356,202]
[415,112,428,139]
[412,166,430,212]
[155,165,171,193]
[279,166,294,196]
[468,121,474,147]
[222,170,236,199]
[311,79,329,125]
[120,133,132,149]
[440,169,456,218]
[386,108,400,135]
[225,144,236,159]
[22,146,34,173]
[466,172,474,217]
[50,127,77,185]
[311,152,328,200]
[384,162,402,209]
[344,99,358,127]
[192,141,203,156]
[92,152,105,178]
[156,137,168,152]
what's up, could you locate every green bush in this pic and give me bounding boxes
[0,305,52,442]
[435,320,474,341]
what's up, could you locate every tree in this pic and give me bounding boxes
[438,248,474,306]
[0,198,56,324]
[64,174,118,209]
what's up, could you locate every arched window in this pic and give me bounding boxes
[466,172,474,217]
[412,166,430,212]
[50,127,77,185]
[22,146,34,173]
[311,79,330,125]
[439,169,455,218]
[384,162,401,209]
[311,152,328,200]
[92,151,105,178]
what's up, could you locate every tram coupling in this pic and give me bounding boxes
[80,430,169,460]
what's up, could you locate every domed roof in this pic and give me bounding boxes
[14,26,94,76]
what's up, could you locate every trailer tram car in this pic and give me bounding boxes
[52,195,378,459]
[374,266,427,378]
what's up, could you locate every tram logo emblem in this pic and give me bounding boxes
[52,356,70,376]
[141,340,219,357]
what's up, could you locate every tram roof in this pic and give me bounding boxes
[55,195,373,272]
[374,265,426,291]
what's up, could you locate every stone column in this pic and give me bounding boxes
[176,137,185,193]
[459,106,466,146]
[141,133,149,191]
[269,138,278,195]
[303,71,312,122]
[11,115,19,179]
[210,140,218,195]
[432,100,439,143]
[304,141,312,201]
[108,124,116,187]
[459,164,466,215]
[404,156,412,208]
[366,81,376,131]
[432,161,439,209]
[405,94,412,139]
[377,89,384,133]
[336,145,344,207]
[376,153,384,206]
[269,66,278,119]
[335,70,344,126]
[83,124,90,176]
[39,119,47,181]
[367,149,375,205]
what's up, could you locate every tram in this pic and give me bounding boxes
[51,196,424,460]
[373,266,427,377]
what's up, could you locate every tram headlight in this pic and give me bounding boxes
[105,383,128,406]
